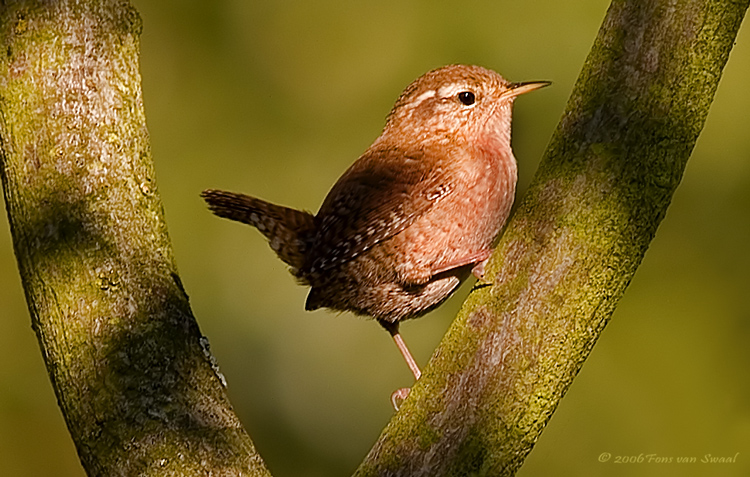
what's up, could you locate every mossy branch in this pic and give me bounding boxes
[0,0,747,476]
[355,0,748,476]
[0,1,269,476]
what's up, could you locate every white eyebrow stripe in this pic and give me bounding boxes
[409,90,436,108]
[436,83,469,99]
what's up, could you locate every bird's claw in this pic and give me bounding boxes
[390,387,411,410]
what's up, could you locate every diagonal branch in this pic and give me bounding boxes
[355,0,749,475]
[1,0,747,476]
[0,1,270,475]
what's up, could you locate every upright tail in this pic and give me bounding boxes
[201,189,316,274]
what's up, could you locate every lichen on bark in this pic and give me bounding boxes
[0,1,270,475]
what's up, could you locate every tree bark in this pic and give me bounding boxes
[0,1,270,476]
[1,0,747,476]
[355,0,749,476]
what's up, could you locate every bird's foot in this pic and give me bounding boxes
[390,387,411,410]
[471,258,488,280]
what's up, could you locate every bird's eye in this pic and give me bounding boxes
[457,91,476,106]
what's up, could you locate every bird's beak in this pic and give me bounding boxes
[505,80,552,99]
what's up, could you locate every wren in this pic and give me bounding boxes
[202,64,549,395]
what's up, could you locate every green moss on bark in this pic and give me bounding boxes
[0,1,270,475]
[355,0,749,476]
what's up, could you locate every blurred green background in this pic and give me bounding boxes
[1,1,748,476]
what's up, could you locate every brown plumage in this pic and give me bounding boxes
[202,64,549,389]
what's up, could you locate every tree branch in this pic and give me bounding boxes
[355,0,749,475]
[1,0,747,475]
[0,1,269,475]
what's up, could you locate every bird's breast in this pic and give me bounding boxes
[388,148,517,282]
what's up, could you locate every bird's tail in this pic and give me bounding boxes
[201,189,315,274]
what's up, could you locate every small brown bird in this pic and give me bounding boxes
[202,64,548,393]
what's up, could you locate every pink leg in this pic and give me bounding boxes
[385,324,421,380]
[431,249,492,277]
[380,321,421,410]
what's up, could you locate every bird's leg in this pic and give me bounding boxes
[430,249,492,279]
[381,320,421,380]
[380,320,422,410]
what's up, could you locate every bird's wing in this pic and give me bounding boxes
[305,144,453,275]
